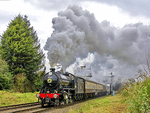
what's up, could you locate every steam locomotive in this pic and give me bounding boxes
[36,68,113,107]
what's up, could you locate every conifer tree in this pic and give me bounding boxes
[0,15,45,83]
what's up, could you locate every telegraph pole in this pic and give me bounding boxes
[110,72,114,95]
[110,72,114,85]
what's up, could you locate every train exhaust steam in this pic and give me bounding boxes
[44,5,150,84]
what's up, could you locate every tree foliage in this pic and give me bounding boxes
[34,67,46,91]
[0,58,13,90]
[0,14,45,84]
[13,73,26,93]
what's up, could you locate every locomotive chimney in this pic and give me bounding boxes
[50,68,55,72]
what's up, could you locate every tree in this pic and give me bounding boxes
[34,67,46,91]
[0,14,45,86]
[0,58,13,90]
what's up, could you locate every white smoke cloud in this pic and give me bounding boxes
[44,5,150,84]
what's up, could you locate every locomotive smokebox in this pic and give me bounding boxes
[50,68,55,72]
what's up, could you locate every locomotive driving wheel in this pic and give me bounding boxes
[54,99,60,106]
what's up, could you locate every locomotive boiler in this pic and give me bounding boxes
[36,68,112,107]
[42,68,73,90]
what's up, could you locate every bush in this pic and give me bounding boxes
[34,75,43,91]
[24,78,33,92]
[122,90,129,97]
[122,76,150,113]
[0,74,10,90]
[0,58,13,90]
[13,73,26,93]
[33,70,45,91]
[13,71,44,93]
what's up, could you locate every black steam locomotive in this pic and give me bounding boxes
[36,68,112,107]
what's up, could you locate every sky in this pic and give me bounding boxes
[1,0,150,84]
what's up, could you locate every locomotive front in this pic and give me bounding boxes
[36,68,74,107]
[43,68,59,89]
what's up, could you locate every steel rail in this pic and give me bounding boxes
[0,102,40,111]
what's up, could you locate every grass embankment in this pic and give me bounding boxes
[69,94,129,113]
[121,77,150,113]
[0,90,39,107]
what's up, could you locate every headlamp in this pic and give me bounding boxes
[53,94,57,98]
[36,93,40,98]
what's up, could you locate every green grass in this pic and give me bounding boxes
[0,90,39,107]
[0,90,129,112]
[69,94,129,113]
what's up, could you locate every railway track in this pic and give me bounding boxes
[0,95,106,113]
[31,95,106,113]
[0,102,40,113]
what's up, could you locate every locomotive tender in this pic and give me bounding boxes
[36,68,112,107]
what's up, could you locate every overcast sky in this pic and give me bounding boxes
[1,0,150,83]
[1,0,150,47]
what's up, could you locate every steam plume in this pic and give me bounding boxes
[44,5,150,83]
